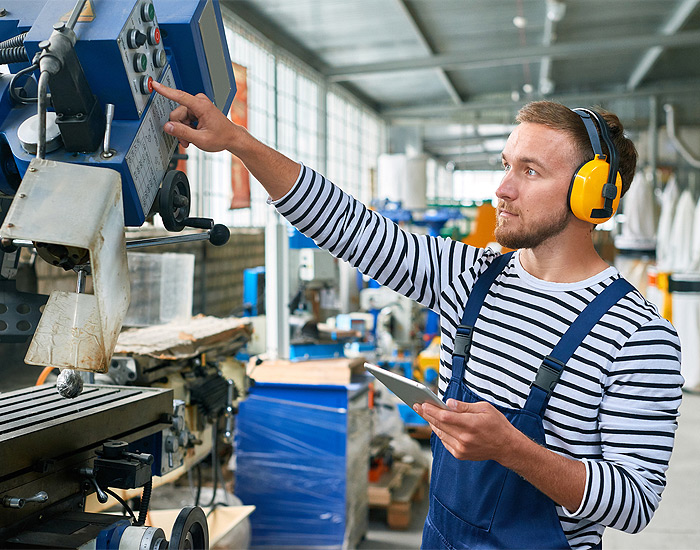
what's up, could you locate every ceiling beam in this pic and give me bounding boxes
[424,133,513,148]
[394,0,462,105]
[219,1,381,111]
[436,152,500,164]
[627,0,700,90]
[326,29,700,81]
[383,78,700,121]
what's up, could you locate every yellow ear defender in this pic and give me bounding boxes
[568,108,622,223]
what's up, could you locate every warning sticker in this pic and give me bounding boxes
[60,0,96,23]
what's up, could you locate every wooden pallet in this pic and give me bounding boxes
[368,462,427,529]
[407,424,432,440]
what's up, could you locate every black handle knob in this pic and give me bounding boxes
[209,224,230,246]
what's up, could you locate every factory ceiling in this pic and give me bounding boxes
[220,0,700,170]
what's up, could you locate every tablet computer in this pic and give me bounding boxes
[364,362,448,410]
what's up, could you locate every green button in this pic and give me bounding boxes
[142,2,155,22]
[134,53,147,72]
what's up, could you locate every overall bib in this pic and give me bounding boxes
[421,252,633,550]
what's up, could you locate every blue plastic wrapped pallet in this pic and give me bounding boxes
[235,380,371,549]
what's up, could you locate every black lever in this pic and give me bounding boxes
[183,217,230,246]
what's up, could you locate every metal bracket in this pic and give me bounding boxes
[0,158,129,373]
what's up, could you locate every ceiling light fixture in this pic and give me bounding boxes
[513,15,527,29]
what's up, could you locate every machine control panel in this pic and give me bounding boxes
[125,64,179,217]
[117,1,166,115]
[1,0,237,226]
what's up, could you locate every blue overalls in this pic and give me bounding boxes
[421,252,633,549]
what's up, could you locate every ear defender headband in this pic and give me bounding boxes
[568,108,622,223]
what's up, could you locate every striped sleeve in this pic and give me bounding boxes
[571,317,683,533]
[272,165,470,310]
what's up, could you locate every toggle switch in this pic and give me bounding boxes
[127,29,147,49]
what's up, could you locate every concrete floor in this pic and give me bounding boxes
[359,392,700,550]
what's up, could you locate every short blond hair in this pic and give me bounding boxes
[516,101,637,197]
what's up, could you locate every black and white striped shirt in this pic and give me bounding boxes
[273,165,683,549]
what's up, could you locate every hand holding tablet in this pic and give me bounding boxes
[364,362,448,410]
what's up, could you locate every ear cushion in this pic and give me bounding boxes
[568,158,622,223]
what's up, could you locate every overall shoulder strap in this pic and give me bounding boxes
[452,252,514,381]
[525,277,635,416]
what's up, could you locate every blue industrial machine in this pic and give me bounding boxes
[0,0,235,362]
[0,2,239,548]
[0,0,235,227]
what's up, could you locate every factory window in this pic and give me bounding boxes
[327,91,384,204]
[452,170,503,203]
[178,17,385,229]
[182,25,276,228]
[276,59,323,171]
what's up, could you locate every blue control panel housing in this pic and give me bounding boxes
[0,0,235,226]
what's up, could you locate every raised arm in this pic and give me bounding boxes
[154,81,484,311]
[152,81,300,200]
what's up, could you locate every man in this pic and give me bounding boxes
[153,80,682,550]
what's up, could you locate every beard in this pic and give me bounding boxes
[494,202,571,250]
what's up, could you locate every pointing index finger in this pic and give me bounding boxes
[152,81,202,113]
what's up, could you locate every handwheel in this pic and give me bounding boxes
[170,506,209,550]
[159,170,191,232]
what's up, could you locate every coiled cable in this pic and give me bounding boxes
[135,479,153,526]
[0,32,28,49]
[0,46,29,65]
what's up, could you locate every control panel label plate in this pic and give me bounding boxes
[125,65,179,218]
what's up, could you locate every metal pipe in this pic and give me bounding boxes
[223,379,235,444]
[125,232,211,249]
[664,103,700,169]
[7,232,213,253]
[36,71,50,159]
[648,96,658,189]
[76,269,87,293]
[627,0,700,90]
[66,0,89,31]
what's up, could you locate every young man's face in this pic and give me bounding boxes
[495,122,581,250]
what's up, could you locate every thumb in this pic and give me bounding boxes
[446,398,472,412]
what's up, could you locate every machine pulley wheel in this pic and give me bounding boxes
[169,506,209,550]
[159,170,191,232]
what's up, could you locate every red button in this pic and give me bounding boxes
[154,27,160,44]
[141,75,154,94]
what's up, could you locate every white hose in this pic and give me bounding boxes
[664,103,700,169]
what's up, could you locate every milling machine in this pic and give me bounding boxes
[0,1,243,547]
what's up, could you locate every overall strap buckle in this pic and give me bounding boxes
[531,355,565,397]
[526,355,566,416]
[525,278,634,417]
[453,326,473,357]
